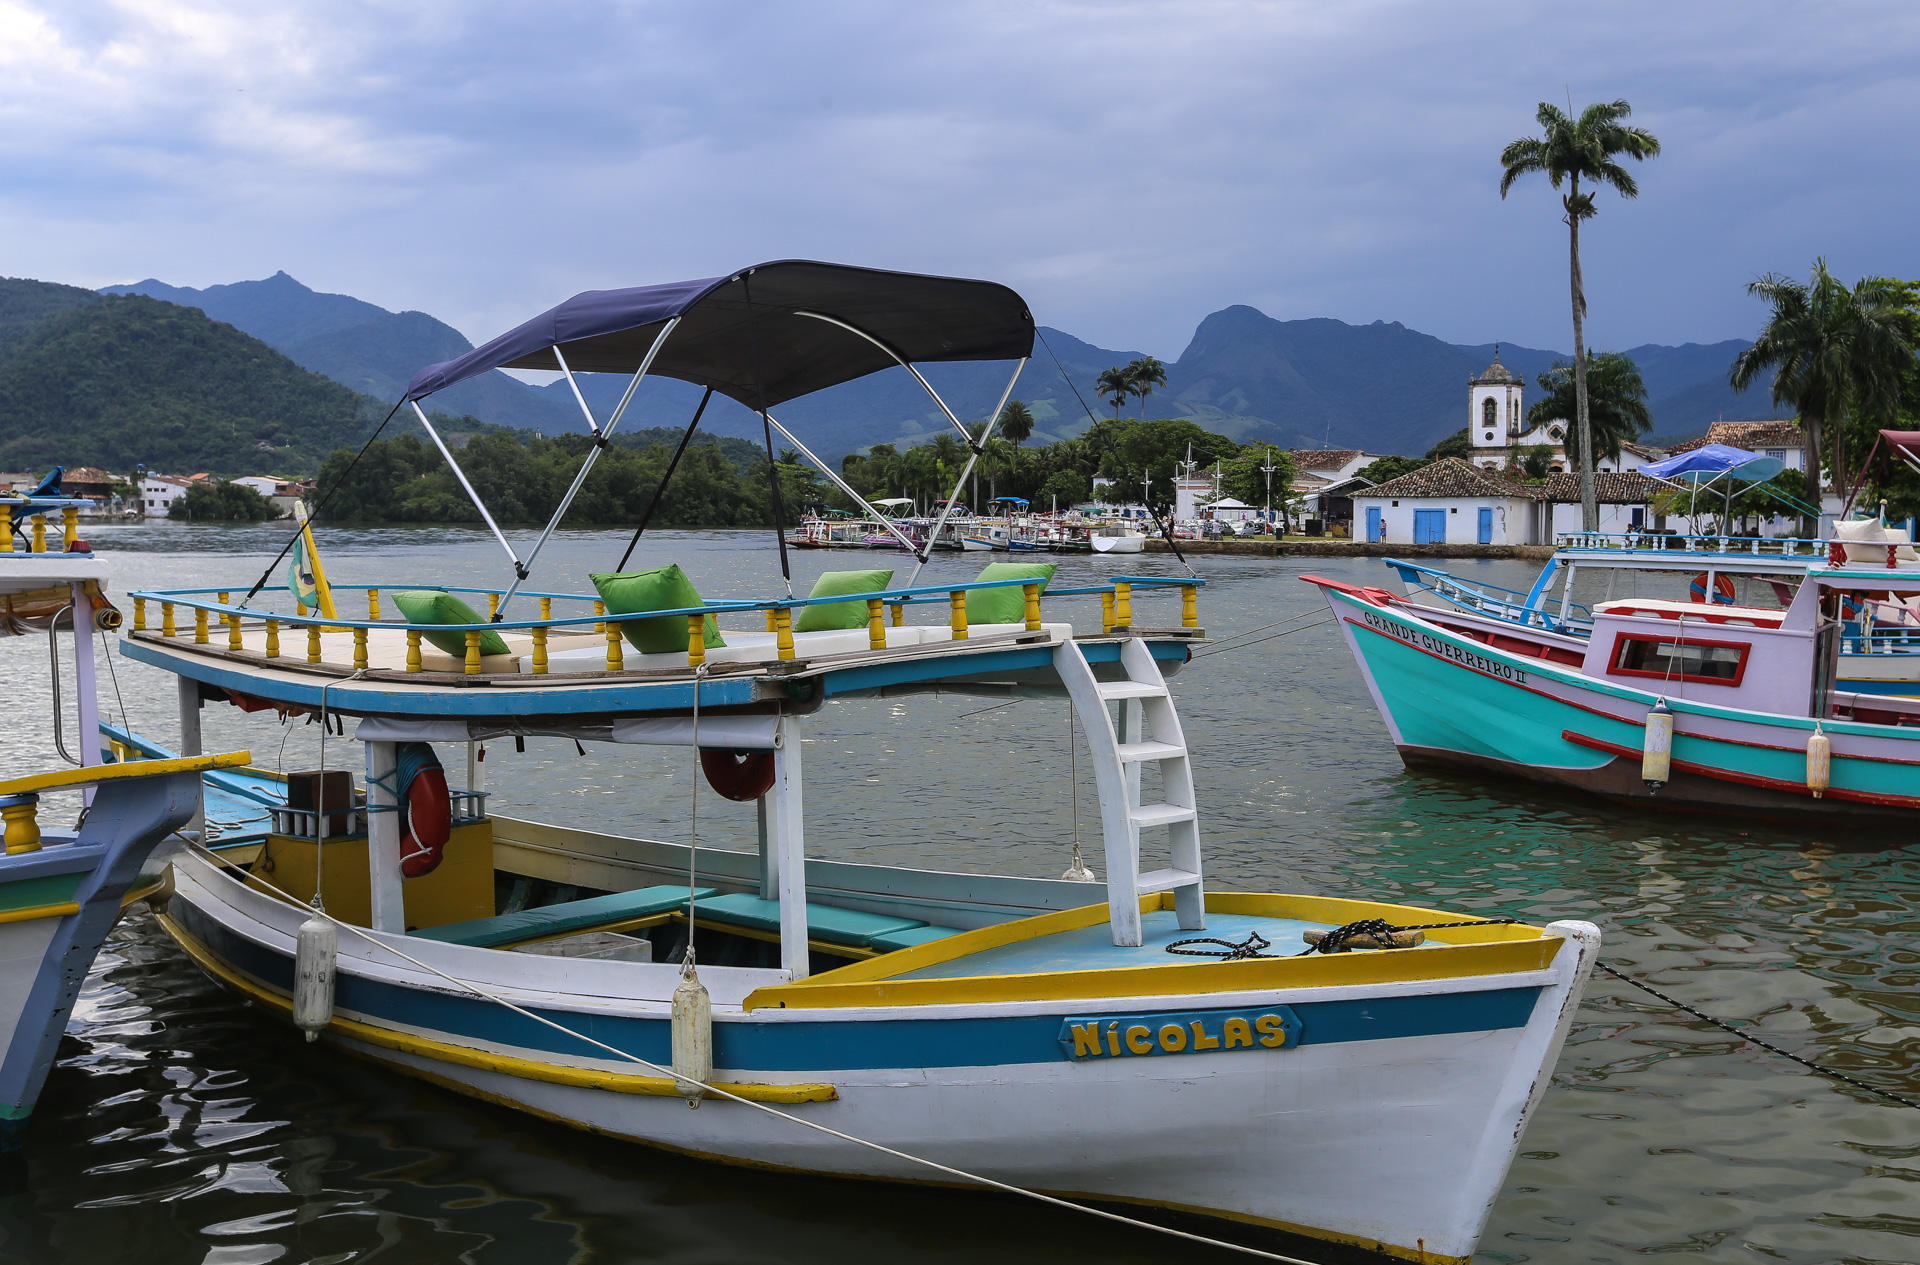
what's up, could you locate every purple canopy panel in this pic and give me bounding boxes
[404,259,1034,409]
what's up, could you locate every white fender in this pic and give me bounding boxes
[1807,724,1831,798]
[1641,701,1674,791]
[672,963,712,1108]
[293,911,336,1042]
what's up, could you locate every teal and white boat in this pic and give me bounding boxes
[0,492,247,1150]
[111,262,1599,1264]
[1311,546,1920,820]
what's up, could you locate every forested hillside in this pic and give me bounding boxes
[0,287,379,473]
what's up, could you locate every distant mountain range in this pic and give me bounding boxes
[96,272,1789,464]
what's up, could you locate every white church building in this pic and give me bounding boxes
[1468,351,1658,475]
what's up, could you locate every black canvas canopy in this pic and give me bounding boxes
[405,259,1034,407]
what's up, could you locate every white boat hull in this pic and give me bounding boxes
[163,855,1598,1264]
[1091,536,1146,554]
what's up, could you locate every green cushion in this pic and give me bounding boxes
[392,590,510,657]
[966,562,1057,625]
[691,892,927,948]
[794,568,894,633]
[412,884,717,947]
[589,565,726,655]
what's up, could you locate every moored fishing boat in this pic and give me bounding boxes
[1309,553,1920,821]
[121,262,1598,1263]
[0,490,248,1149]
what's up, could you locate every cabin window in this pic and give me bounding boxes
[1609,633,1750,686]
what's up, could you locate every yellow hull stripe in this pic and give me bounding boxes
[157,910,836,1105]
[747,891,1561,1011]
[0,901,80,925]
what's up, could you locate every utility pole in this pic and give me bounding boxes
[1260,446,1278,532]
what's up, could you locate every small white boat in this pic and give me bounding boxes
[1091,526,1147,554]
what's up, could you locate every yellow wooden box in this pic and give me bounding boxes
[247,820,495,931]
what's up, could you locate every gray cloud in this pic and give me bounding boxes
[3,0,1917,360]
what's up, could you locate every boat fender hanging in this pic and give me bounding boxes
[1641,700,1674,793]
[293,907,336,1042]
[700,749,777,802]
[671,958,712,1109]
[1807,723,1831,798]
[394,741,453,878]
[1688,573,1737,605]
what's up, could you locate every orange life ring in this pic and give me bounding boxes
[397,756,452,878]
[700,749,777,801]
[1688,573,1737,605]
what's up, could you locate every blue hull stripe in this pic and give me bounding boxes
[172,898,1542,1072]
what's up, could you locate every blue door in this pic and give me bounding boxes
[1477,506,1493,544]
[1365,506,1382,542]
[1414,509,1446,544]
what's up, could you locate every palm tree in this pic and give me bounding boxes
[1526,351,1652,465]
[1096,366,1133,421]
[1501,100,1660,530]
[1126,356,1168,421]
[998,400,1035,470]
[1730,260,1913,497]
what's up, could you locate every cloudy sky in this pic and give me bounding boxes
[3,1,1917,360]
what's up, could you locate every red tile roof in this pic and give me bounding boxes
[1352,458,1545,500]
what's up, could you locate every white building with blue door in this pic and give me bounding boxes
[1349,458,1544,546]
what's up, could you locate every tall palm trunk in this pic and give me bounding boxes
[1803,407,1824,518]
[1567,181,1597,532]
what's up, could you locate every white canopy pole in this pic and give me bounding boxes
[410,400,527,574]
[762,413,922,555]
[552,345,604,438]
[908,357,1026,586]
[496,317,682,616]
[792,310,991,445]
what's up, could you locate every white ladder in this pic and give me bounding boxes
[1055,637,1203,947]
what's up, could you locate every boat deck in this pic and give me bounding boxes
[895,910,1420,978]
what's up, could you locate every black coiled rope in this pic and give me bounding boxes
[1166,916,1520,960]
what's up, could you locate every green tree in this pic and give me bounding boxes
[1356,454,1428,485]
[1096,366,1133,421]
[1517,445,1556,482]
[169,480,273,521]
[1425,428,1472,460]
[1731,260,1914,495]
[1501,99,1660,530]
[1125,356,1168,421]
[1526,351,1652,463]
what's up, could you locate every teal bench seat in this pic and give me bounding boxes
[866,924,967,953]
[691,892,945,950]
[414,884,717,948]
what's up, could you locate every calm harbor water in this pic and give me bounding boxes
[4,521,1918,1265]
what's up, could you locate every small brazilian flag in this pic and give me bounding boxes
[287,517,337,618]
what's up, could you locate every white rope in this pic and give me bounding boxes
[684,664,708,973]
[189,842,1318,1265]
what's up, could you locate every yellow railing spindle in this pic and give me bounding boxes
[867,599,885,649]
[194,606,209,644]
[0,505,10,552]
[765,608,778,632]
[265,620,280,658]
[406,630,422,673]
[353,626,368,670]
[594,600,605,632]
[30,515,45,553]
[307,624,321,665]
[540,596,551,621]
[162,602,177,637]
[225,599,241,652]
[368,588,380,621]
[891,602,903,627]
[1101,590,1115,634]
[133,597,146,631]
[1115,581,1133,629]
[1,796,41,854]
[61,507,77,550]
[488,592,499,620]
[605,623,624,672]
[465,630,482,675]
[532,626,548,675]
[1181,584,1198,628]
[775,608,795,659]
[949,590,968,640]
[687,614,706,667]
[1023,584,1041,631]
